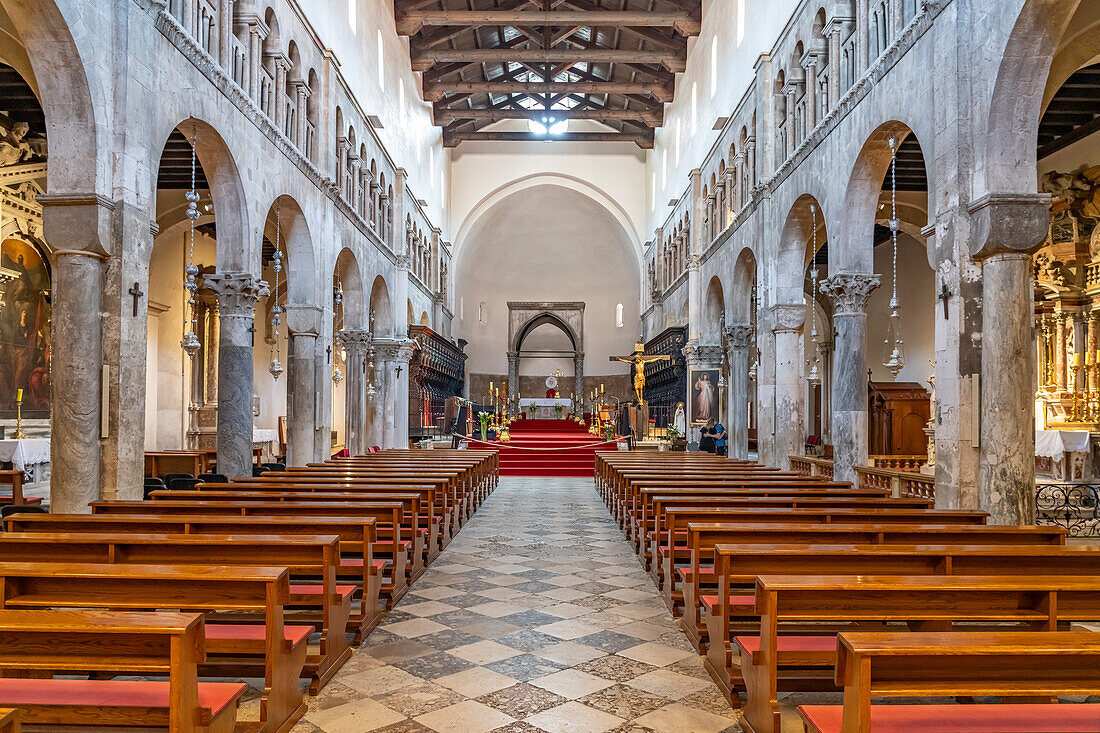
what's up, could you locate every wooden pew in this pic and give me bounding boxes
[0,532,358,689]
[145,451,206,479]
[0,562,308,733]
[4,512,399,614]
[159,488,442,561]
[736,574,1100,733]
[799,631,1100,733]
[686,523,1067,688]
[701,540,1096,680]
[91,498,425,584]
[0,610,246,733]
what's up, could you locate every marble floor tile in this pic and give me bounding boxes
[290,477,741,733]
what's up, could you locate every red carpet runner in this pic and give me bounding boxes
[481,418,616,477]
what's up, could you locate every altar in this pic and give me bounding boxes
[519,398,573,419]
[0,438,50,499]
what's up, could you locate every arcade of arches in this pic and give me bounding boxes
[0,0,1099,730]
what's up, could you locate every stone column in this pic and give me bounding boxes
[285,305,321,466]
[826,25,842,108]
[336,137,349,200]
[44,198,110,511]
[889,0,904,38]
[855,0,870,73]
[784,87,797,157]
[724,169,736,220]
[507,350,520,410]
[770,304,806,470]
[349,156,362,213]
[574,353,585,407]
[727,324,754,460]
[746,137,756,189]
[338,329,370,455]
[273,55,288,129]
[969,194,1050,525]
[295,83,310,150]
[247,24,262,103]
[733,154,745,211]
[218,0,234,70]
[818,341,833,443]
[206,272,268,479]
[804,57,819,129]
[819,273,880,484]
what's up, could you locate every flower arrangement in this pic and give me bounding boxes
[477,411,491,440]
[666,425,682,441]
[528,403,538,417]
[554,402,564,418]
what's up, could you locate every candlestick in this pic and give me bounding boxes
[13,389,24,439]
[1075,353,1083,367]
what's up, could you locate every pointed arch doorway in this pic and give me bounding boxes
[507,302,585,412]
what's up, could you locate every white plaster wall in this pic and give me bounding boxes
[448,126,647,258]
[454,184,639,379]
[308,0,445,225]
[1038,130,1100,177]
[867,235,935,386]
[648,0,799,234]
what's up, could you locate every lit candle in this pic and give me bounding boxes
[15,389,21,403]
[489,381,493,392]
[601,383,605,394]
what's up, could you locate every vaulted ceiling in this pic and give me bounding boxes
[394,1,702,148]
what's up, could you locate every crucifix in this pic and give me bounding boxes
[128,282,144,317]
[326,344,332,364]
[937,278,951,319]
[610,342,670,405]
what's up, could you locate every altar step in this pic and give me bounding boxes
[495,418,615,477]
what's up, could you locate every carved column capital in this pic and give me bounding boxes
[284,304,322,335]
[684,343,725,367]
[819,272,881,316]
[770,304,806,333]
[726,324,755,349]
[686,254,701,271]
[205,272,268,317]
[968,193,1052,261]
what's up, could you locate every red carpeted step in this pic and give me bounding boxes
[483,418,613,477]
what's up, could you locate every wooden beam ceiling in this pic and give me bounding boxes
[394,0,699,147]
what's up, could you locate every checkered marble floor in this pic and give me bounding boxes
[291,476,742,733]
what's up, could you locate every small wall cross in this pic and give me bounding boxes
[129,282,144,317]
[937,278,951,319]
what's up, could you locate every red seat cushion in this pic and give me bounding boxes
[799,704,1100,733]
[676,567,715,580]
[341,558,363,567]
[0,679,247,717]
[206,623,314,646]
[700,594,756,611]
[735,635,835,654]
[290,583,358,599]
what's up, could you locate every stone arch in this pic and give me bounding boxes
[982,0,1084,195]
[731,247,758,323]
[452,172,645,266]
[777,193,828,304]
[262,194,316,307]
[703,275,726,343]
[836,121,920,274]
[511,311,580,355]
[369,274,393,336]
[155,118,250,273]
[334,247,364,330]
[407,299,415,325]
[0,0,100,196]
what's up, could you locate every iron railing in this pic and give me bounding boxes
[1036,483,1100,537]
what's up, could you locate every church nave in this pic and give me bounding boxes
[293,476,739,733]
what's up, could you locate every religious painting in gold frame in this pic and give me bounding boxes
[0,237,50,412]
[689,368,721,427]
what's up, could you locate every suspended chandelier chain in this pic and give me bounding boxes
[269,201,284,380]
[181,130,201,359]
[883,136,906,378]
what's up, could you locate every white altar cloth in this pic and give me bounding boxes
[1036,429,1091,460]
[519,398,573,410]
[253,428,279,444]
[0,438,50,470]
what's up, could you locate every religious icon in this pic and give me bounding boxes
[0,238,50,412]
[690,369,721,426]
[610,342,670,404]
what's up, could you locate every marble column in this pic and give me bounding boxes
[218,0,234,70]
[734,154,745,211]
[746,137,756,189]
[804,58,819,129]
[295,83,310,151]
[338,329,370,455]
[969,194,1051,525]
[819,273,880,484]
[374,340,415,449]
[818,341,833,443]
[205,272,268,479]
[727,324,754,460]
[247,25,262,102]
[285,305,321,466]
[273,55,288,129]
[784,88,797,157]
[770,304,806,470]
[48,245,106,512]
